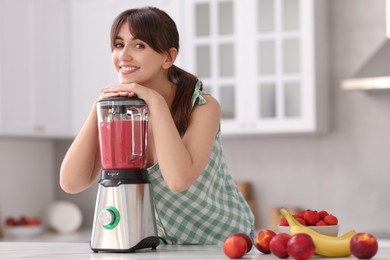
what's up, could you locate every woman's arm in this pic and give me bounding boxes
[102,84,221,193]
[59,103,101,194]
[151,94,220,192]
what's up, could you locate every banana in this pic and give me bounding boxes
[280,208,356,257]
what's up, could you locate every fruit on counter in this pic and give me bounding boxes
[303,210,320,225]
[295,210,305,218]
[316,220,327,226]
[295,217,307,226]
[287,233,316,260]
[323,214,338,225]
[280,208,356,257]
[280,216,289,226]
[18,216,29,226]
[27,218,41,226]
[318,210,329,219]
[5,216,41,226]
[253,229,276,254]
[269,233,291,258]
[234,233,253,252]
[5,217,17,226]
[350,233,378,259]
[279,208,338,226]
[223,234,248,259]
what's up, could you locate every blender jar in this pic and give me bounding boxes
[96,97,148,170]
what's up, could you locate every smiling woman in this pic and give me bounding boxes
[60,6,254,246]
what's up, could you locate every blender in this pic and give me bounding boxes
[90,97,159,253]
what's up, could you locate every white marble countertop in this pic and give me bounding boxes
[0,240,390,260]
[0,229,91,243]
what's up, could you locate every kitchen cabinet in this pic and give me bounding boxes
[0,0,71,137]
[69,0,181,136]
[181,0,328,135]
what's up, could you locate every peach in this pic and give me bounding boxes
[269,233,291,258]
[287,233,316,260]
[223,235,247,259]
[235,233,252,252]
[253,229,276,254]
[350,233,378,259]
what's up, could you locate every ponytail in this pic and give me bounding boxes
[168,66,200,136]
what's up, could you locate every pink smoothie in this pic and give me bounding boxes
[99,120,147,170]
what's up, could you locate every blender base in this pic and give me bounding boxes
[90,180,159,253]
[91,236,160,253]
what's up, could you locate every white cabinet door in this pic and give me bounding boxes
[181,0,327,135]
[0,0,70,137]
[0,1,3,132]
[69,0,180,136]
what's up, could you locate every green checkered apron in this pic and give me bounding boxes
[147,80,255,245]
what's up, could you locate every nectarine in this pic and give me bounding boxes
[350,233,378,259]
[253,229,276,254]
[287,233,315,260]
[223,235,247,259]
[269,233,291,258]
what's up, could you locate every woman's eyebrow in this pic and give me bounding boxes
[115,36,124,41]
[115,35,137,41]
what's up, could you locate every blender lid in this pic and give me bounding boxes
[97,96,146,107]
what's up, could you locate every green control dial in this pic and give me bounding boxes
[98,206,120,229]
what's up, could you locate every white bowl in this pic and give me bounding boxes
[278,225,339,236]
[4,225,44,238]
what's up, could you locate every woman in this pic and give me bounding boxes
[60,6,254,245]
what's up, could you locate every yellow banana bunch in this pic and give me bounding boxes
[280,208,356,257]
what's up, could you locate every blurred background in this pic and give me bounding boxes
[1,0,389,241]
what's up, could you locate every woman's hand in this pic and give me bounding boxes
[99,85,137,100]
[99,83,166,111]
[99,83,151,99]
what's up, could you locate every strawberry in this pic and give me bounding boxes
[318,210,329,220]
[27,217,41,226]
[323,214,338,225]
[316,220,327,226]
[280,216,289,226]
[5,217,17,226]
[303,210,320,226]
[19,216,29,226]
[295,217,307,226]
[294,210,305,219]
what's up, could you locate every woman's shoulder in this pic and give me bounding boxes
[191,81,220,108]
[191,94,221,128]
[195,93,221,111]
[201,94,220,111]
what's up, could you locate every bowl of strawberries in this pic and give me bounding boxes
[278,209,339,236]
[3,215,44,238]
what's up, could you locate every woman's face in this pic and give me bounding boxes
[112,22,169,85]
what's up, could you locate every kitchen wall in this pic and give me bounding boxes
[0,138,55,218]
[53,140,97,228]
[1,0,390,237]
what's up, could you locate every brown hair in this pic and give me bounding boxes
[110,7,200,135]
